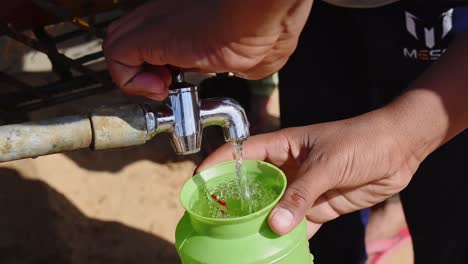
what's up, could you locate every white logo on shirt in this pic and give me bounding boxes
[403,9,453,60]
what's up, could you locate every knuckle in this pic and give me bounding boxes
[391,172,411,191]
[283,183,314,210]
[142,45,162,64]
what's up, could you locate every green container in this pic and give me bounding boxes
[176,160,313,264]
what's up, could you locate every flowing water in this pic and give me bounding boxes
[233,140,251,213]
[190,140,278,219]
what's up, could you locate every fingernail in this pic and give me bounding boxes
[271,207,294,230]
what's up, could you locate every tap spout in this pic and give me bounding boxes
[200,98,250,143]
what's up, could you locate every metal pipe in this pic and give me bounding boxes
[90,104,151,150]
[0,115,92,162]
[0,104,155,162]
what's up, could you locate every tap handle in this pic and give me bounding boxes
[168,66,195,91]
[168,65,185,85]
[165,66,201,155]
[216,72,230,78]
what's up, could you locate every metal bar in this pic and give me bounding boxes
[16,84,113,112]
[0,71,113,112]
[75,51,104,64]
[32,0,106,38]
[0,23,112,87]
[0,72,34,91]
[0,0,147,33]
[33,27,73,80]
[52,19,111,43]
[0,1,125,114]
[2,74,99,105]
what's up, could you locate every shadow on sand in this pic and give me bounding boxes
[0,167,180,264]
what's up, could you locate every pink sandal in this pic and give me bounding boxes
[366,227,413,264]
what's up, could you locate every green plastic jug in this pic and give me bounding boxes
[176,160,314,263]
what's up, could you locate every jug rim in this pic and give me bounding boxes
[180,160,287,223]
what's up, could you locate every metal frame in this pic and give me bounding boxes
[0,0,120,116]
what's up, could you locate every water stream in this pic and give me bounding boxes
[233,140,251,213]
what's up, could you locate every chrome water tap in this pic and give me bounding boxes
[157,70,250,155]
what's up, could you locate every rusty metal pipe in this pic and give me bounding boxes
[90,104,155,150]
[0,104,157,162]
[0,115,92,162]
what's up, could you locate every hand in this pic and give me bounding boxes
[197,109,422,238]
[103,0,312,100]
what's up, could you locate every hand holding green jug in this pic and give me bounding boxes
[176,160,313,264]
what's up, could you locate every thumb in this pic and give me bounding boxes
[104,29,172,99]
[106,60,172,100]
[268,162,333,235]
